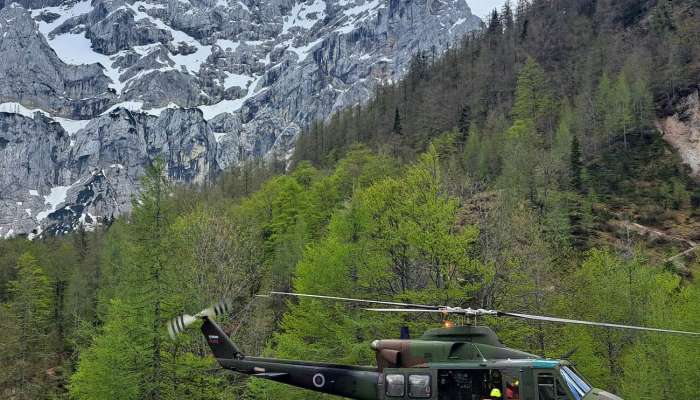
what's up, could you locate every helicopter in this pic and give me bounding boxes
[168,292,700,400]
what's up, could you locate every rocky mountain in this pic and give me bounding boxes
[659,88,700,181]
[0,0,481,238]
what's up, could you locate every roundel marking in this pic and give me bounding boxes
[312,373,326,388]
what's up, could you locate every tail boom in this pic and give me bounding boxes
[201,318,380,400]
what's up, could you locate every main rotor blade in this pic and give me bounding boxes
[269,292,440,309]
[364,308,447,313]
[500,311,700,336]
[365,307,498,316]
[269,292,700,336]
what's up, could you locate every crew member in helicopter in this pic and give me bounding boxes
[482,370,504,400]
[485,388,503,400]
[505,380,519,399]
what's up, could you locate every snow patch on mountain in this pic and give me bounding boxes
[0,0,482,237]
[283,0,326,34]
[199,74,266,120]
[35,185,71,221]
[0,102,90,134]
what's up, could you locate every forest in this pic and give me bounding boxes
[1,0,700,399]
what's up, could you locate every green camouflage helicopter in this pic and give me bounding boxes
[168,292,700,400]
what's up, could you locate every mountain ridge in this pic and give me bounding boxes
[0,0,481,238]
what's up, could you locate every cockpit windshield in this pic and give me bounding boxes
[559,366,592,400]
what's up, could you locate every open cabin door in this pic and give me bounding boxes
[435,368,528,400]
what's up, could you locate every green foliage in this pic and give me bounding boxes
[570,135,583,192]
[257,146,485,399]
[457,106,471,142]
[8,253,52,342]
[69,299,144,400]
[595,73,615,146]
[620,283,700,399]
[512,57,555,133]
[463,124,482,176]
[612,72,634,148]
[2,1,700,399]
[70,162,233,400]
[550,249,700,396]
[499,118,538,203]
[1,253,54,400]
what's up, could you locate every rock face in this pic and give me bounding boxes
[0,107,218,237]
[659,88,700,181]
[0,0,481,237]
[0,4,115,118]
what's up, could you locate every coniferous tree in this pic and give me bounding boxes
[501,0,515,32]
[70,162,173,399]
[71,161,232,400]
[457,106,471,143]
[650,0,674,35]
[568,135,586,249]
[3,253,53,400]
[515,0,529,18]
[463,124,481,176]
[392,107,402,136]
[612,72,634,149]
[512,57,553,135]
[487,9,502,36]
[595,73,614,147]
[515,0,529,40]
[570,135,583,192]
[552,100,574,188]
[630,76,654,133]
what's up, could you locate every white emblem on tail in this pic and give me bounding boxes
[312,373,325,388]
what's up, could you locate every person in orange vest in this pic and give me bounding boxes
[505,380,520,399]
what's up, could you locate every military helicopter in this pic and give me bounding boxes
[168,292,700,400]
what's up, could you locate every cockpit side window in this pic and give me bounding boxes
[559,366,591,400]
[536,373,569,400]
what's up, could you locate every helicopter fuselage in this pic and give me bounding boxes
[202,318,621,400]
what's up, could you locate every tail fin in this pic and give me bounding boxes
[201,317,244,360]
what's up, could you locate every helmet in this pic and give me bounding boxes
[490,388,502,398]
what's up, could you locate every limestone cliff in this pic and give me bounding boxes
[0,0,481,237]
[658,88,700,181]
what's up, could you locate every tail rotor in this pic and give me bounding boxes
[167,299,232,340]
